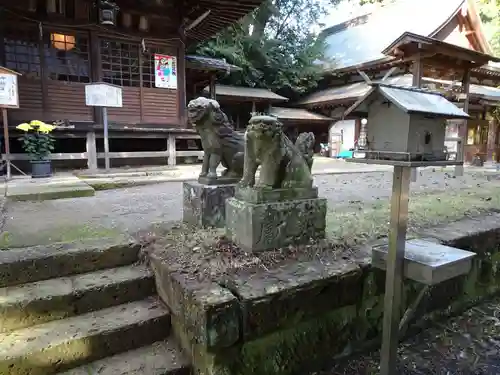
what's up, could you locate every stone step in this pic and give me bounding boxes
[0,297,171,375]
[0,264,155,333]
[0,237,141,288]
[56,340,191,375]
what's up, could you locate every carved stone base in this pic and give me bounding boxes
[225,187,327,252]
[183,182,236,228]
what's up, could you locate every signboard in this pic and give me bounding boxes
[85,83,123,107]
[0,72,19,108]
[154,54,177,89]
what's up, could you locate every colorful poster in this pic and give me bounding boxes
[154,54,177,89]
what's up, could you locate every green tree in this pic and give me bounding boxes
[477,0,500,55]
[189,0,338,100]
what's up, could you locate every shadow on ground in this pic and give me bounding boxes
[322,298,500,375]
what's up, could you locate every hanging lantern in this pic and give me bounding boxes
[98,0,119,26]
[51,33,76,51]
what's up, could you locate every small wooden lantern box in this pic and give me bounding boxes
[345,83,469,167]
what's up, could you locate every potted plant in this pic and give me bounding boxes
[16,120,56,178]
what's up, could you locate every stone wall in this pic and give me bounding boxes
[149,213,500,375]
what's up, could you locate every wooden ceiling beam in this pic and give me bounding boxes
[199,0,261,7]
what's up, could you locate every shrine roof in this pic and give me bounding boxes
[345,83,470,119]
[269,107,332,122]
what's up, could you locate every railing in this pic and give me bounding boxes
[3,133,204,170]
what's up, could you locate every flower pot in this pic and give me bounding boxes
[31,160,52,178]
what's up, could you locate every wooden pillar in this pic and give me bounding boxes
[90,31,103,125]
[86,131,98,170]
[138,45,145,122]
[209,74,216,99]
[251,101,256,114]
[411,54,423,87]
[0,9,5,66]
[486,117,498,165]
[167,133,176,166]
[354,118,361,143]
[455,67,471,176]
[39,21,48,112]
[177,29,187,127]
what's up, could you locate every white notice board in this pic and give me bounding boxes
[0,73,19,108]
[85,83,123,108]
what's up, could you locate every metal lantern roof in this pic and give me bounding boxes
[345,83,470,119]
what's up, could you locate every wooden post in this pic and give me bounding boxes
[251,101,256,114]
[455,67,471,176]
[380,166,412,375]
[2,108,10,179]
[90,31,102,125]
[86,131,97,171]
[486,117,498,166]
[209,74,216,99]
[102,107,110,171]
[411,56,423,87]
[167,133,176,166]
[0,10,6,67]
[138,44,145,122]
[177,28,187,126]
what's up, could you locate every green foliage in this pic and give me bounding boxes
[190,0,338,100]
[357,0,393,4]
[477,0,500,56]
[18,127,55,161]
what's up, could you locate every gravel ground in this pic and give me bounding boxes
[2,169,499,247]
[322,297,500,375]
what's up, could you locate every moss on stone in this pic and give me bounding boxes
[87,180,155,191]
[7,188,95,202]
[0,224,122,249]
[216,305,358,375]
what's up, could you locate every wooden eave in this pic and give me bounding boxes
[183,0,265,44]
[16,0,266,45]
[382,32,500,68]
[214,96,287,104]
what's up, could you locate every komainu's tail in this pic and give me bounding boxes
[295,132,315,171]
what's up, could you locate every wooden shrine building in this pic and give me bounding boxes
[300,0,500,163]
[0,0,264,170]
[202,84,289,130]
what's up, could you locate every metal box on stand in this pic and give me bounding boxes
[345,82,469,168]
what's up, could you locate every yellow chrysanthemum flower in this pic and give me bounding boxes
[38,123,55,133]
[30,120,46,127]
[16,123,32,132]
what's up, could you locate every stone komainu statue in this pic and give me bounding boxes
[239,115,315,189]
[295,132,315,170]
[187,97,244,180]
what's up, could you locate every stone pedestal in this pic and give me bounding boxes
[226,186,327,252]
[183,181,236,228]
